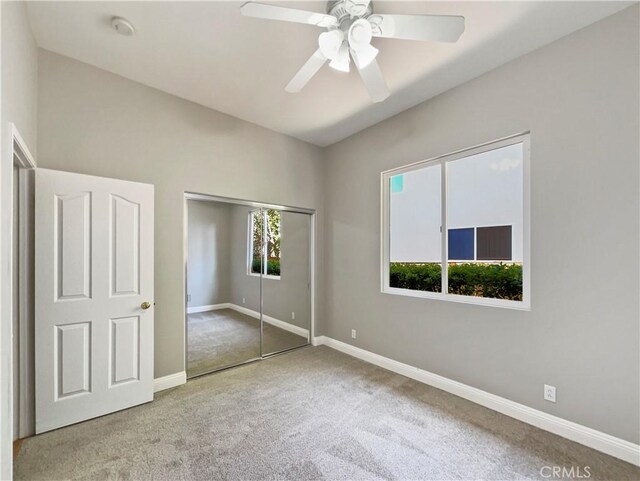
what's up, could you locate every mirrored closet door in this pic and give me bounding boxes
[186,202,261,376]
[185,194,312,378]
[261,210,311,356]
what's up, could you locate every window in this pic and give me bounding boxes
[382,134,530,309]
[249,209,281,278]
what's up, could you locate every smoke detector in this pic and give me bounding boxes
[111,17,135,36]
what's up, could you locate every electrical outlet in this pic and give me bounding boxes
[351,329,357,339]
[291,312,296,320]
[187,294,191,302]
[544,384,556,403]
[242,297,246,304]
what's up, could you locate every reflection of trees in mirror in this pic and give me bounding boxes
[251,210,263,274]
[265,209,280,259]
[251,258,280,276]
[389,262,522,300]
[251,209,281,275]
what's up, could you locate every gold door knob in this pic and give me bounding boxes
[141,301,151,310]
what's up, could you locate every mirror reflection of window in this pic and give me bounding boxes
[249,209,281,278]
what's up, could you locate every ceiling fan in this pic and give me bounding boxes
[240,0,465,103]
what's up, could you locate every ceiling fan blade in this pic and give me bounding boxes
[355,58,389,103]
[368,14,465,43]
[285,49,327,93]
[240,2,338,28]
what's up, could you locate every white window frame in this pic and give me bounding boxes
[247,209,281,280]
[381,132,531,310]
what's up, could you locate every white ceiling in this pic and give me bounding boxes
[27,1,631,146]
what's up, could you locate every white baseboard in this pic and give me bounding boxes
[263,314,309,338]
[187,303,231,314]
[153,371,187,393]
[228,304,309,338]
[314,336,640,466]
[187,303,310,338]
[311,335,326,347]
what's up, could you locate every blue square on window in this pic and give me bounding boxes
[390,175,404,193]
[448,228,474,260]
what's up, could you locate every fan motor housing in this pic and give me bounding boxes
[327,0,373,24]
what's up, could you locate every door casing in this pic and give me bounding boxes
[9,124,36,443]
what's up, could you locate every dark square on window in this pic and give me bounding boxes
[477,225,512,261]
[448,228,474,260]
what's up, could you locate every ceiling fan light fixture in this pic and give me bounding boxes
[329,44,350,72]
[348,19,373,49]
[318,29,344,60]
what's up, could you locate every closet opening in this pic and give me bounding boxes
[183,192,314,378]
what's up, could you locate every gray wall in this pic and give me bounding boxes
[36,49,324,379]
[1,2,38,475]
[229,204,260,313]
[228,206,311,332]
[322,6,639,444]
[187,200,232,308]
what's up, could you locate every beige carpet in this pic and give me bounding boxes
[187,308,308,377]
[15,346,640,481]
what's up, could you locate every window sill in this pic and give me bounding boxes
[248,273,281,281]
[381,286,530,311]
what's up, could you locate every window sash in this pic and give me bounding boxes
[381,133,530,310]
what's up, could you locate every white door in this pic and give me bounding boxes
[35,169,154,433]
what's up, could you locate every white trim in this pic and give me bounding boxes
[309,212,316,341]
[11,123,36,169]
[1,122,37,478]
[314,336,640,466]
[16,169,34,439]
[183,196,189,374]
[441,158,448,294]
[248,273,281,280]
[382,286,530,311]
[380,132,531,310]
[263,314,309,338]
[183,191,315,215]
[153,371,186,393]
[187,303,231,314]
[0,18,6,480]
[12,124,37,441]
[311,336,326,347]
[228,304,309,338]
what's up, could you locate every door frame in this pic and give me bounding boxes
[182,191,316,377]
[10,123,37,443]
